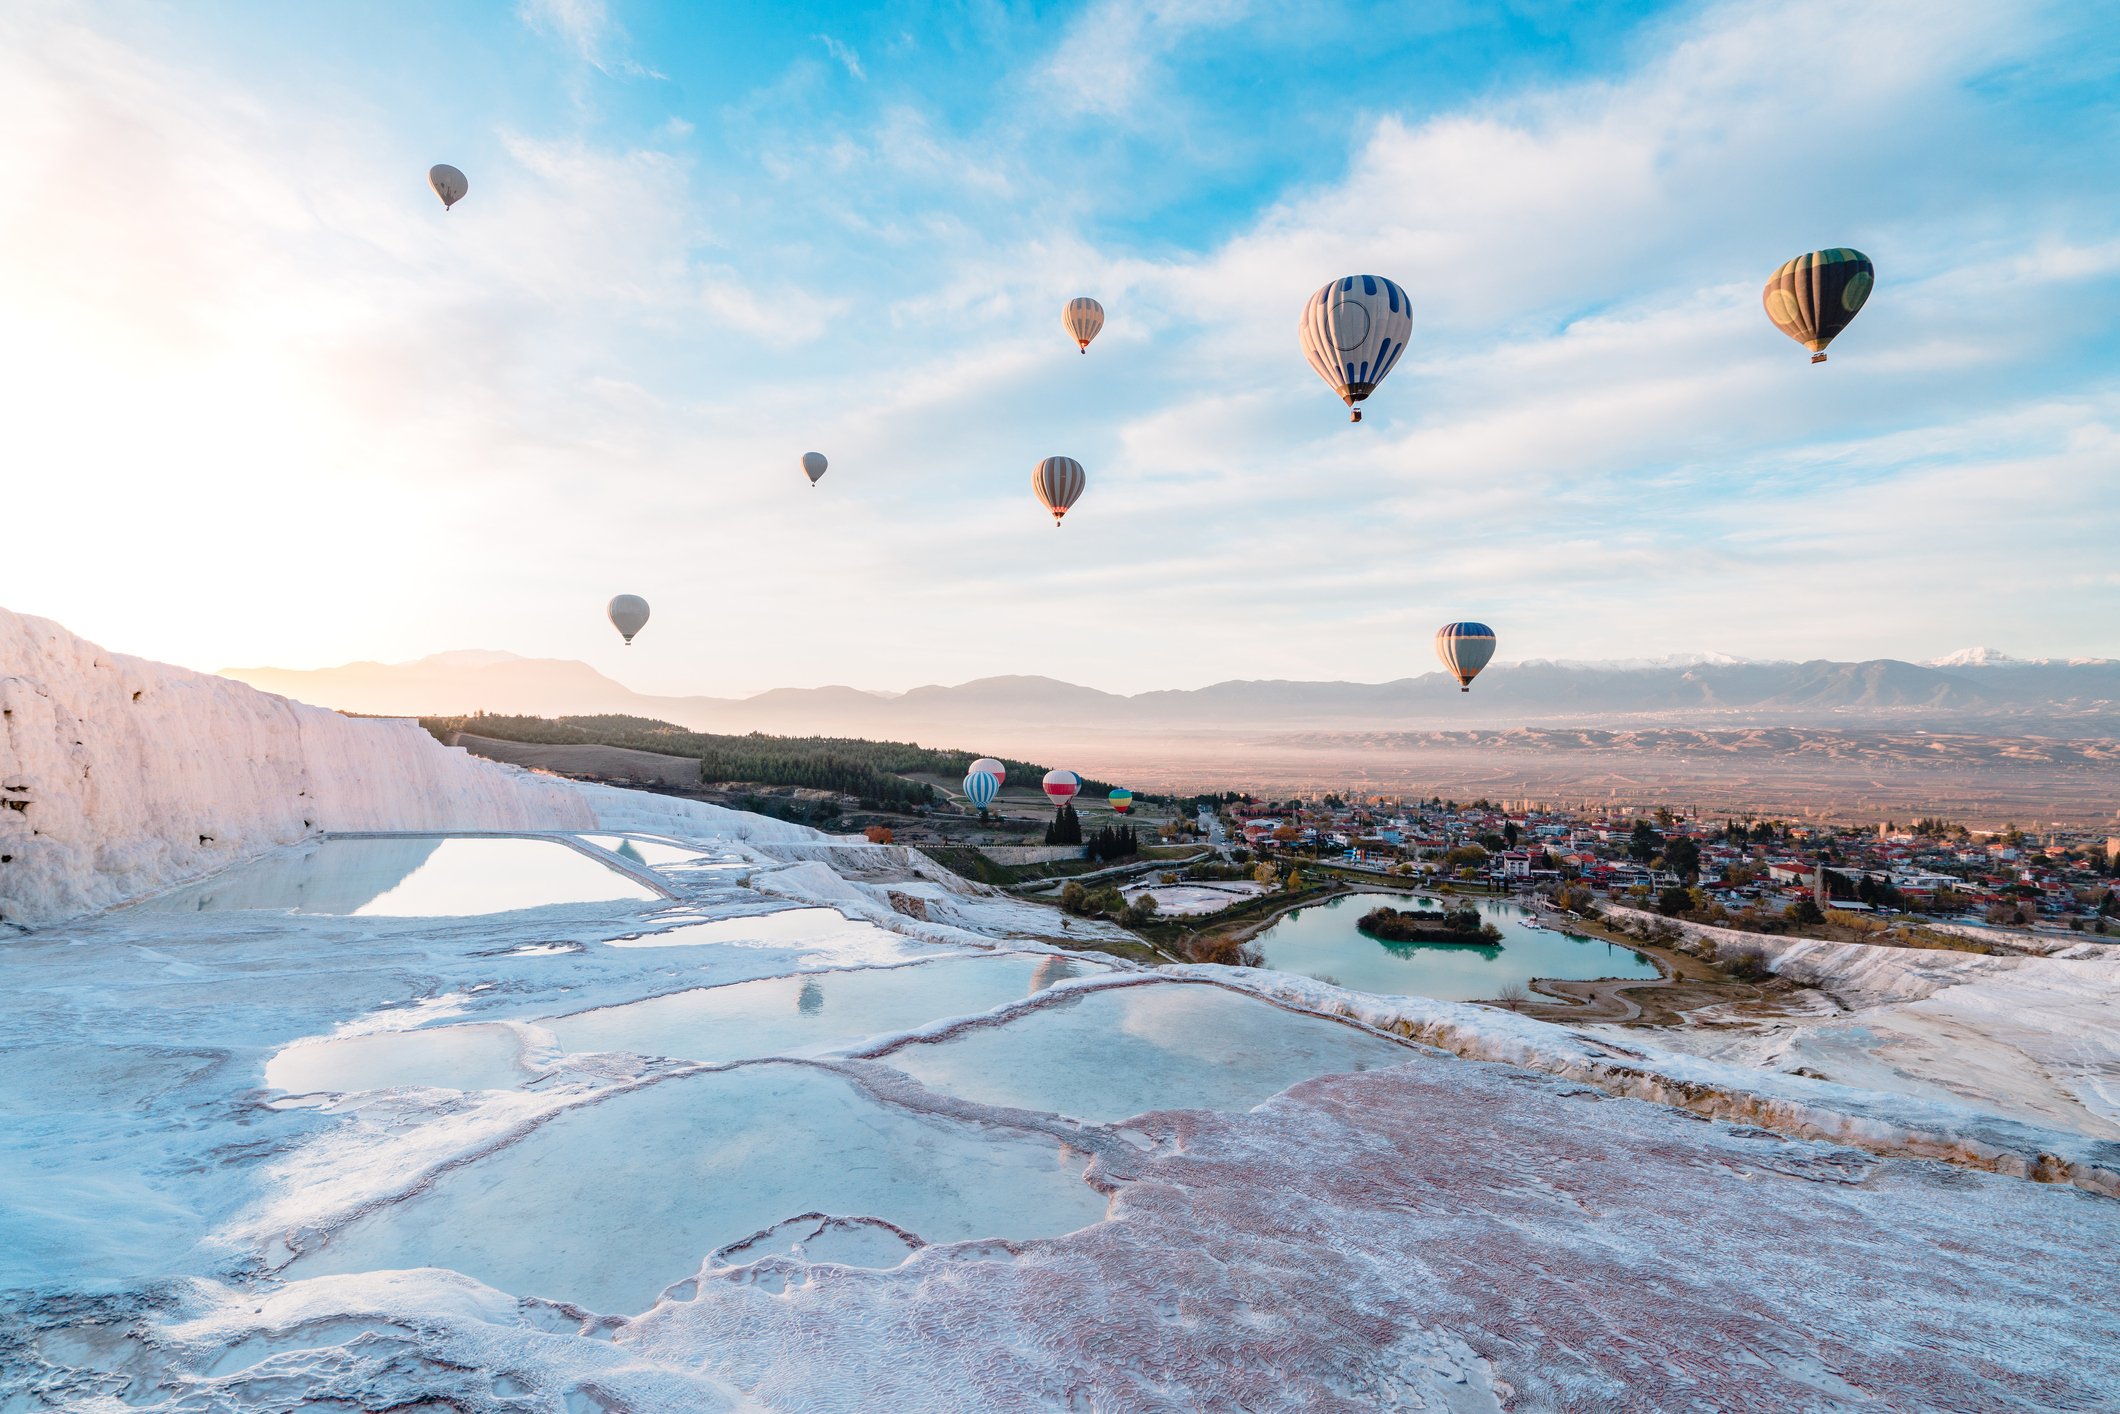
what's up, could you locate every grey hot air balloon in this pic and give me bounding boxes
[1299,275,1413,422]
[428,164,468,212]
[801,451,828,486]
[1032,456,1086,526]
[1434,621,1496,692]
[1063,297,1105,354]
[607,594,650,646]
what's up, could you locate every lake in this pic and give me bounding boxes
[1250,891,1659,1002]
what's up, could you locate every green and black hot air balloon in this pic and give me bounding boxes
[1762,248,1874,363]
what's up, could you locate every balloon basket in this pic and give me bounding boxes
[1350,408,1362,423]
[1811,352,1828,364]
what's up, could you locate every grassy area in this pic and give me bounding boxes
[423,712,1140,808]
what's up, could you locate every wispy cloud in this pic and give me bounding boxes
[516,0,664,79]
[815,33,866,81]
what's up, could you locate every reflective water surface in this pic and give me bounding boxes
[549,953,1100,1063]
[1251,892,1658,1001]
[136,836,661,916]
[295,1064,1111,1313]
[883,980,1411,1123]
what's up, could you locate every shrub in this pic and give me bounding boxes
[1723,944,1773,983]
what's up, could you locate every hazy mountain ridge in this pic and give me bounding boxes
[223,653,2120,735]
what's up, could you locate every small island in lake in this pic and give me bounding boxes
[1358,905,1504,945]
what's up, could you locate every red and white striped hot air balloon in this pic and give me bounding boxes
[1042,769,1081,806]
[970,757,1006,786]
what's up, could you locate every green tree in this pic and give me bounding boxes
[1784,898,1825,927]
[1663,836,1701,883]
[1628,821,1663,863]
[1657,886,1693,917]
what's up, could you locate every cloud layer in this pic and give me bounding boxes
[2,0,2115,695]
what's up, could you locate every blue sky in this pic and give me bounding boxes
[3,0,2117,694]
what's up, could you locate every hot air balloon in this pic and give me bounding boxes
[1762,248,1874,363]
[1033,456,1086,526]
[1299,275,1413,423]
[1434,622,1496,692]
[608,594,650,646]
[964,769,1000,813]
[1107,787,1133,815]
[428,164,468,211]
[1042,769,1081,805]
[1063,297,1105,354]
[970,757,1007,786]
[800,452,828,486]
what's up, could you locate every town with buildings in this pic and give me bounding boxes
[1202,794,2120,935]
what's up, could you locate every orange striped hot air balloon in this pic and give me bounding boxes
[1063,297,1105,353]
[1033,457,1086,526]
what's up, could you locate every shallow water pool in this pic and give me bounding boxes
[266,1023,526,1094]
[1251,893,1659,1002]
[598,906,906,953]
[135,836,661,916]
[549,953,1101,1064]
[294,1064,1111,1313]
[882,980,1412,1123]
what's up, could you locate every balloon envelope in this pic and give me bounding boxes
[1042,768,1081,805]
[1299,275,1413,422]
[428,164,468,210]
[963,770,1001,811]
[1763,248,1873,362]
[801,451,828,485]
[1033,456,1086,525]
[1107,788,1133,815]
[608,594,650,645]
[1435,622,1496,691]
[1063,297,1105,353]
[970,757,1007,786]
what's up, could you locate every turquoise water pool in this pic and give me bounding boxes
[1250,892,1658,1002]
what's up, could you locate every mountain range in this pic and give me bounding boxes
[222,649,2120,738]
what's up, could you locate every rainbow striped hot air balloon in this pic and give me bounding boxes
[970,757,1006,786]
[1107,788,1133,815]
[1042,769,1081,806]
[1435,622,1497,692]
[1762,248,1873,364]
[963,769,1000,812]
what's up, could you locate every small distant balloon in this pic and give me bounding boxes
[1435,622,1496,692]
[964,769,1001,812]
[607,594,650,646]
[1762,248,1874,363]
[1063,297,1105,354]
[1033,456,1086,527]
[428,164,468,211]
[1299,275,1413,423]
[801,451,828,486]
[1042,769,1081,806]
[970,757,1007,786]
[1107,787,1133,815]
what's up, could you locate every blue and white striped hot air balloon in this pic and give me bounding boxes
[1435,622,1497,692]
[963,769,1001,812]
[1299,275,1413,423]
